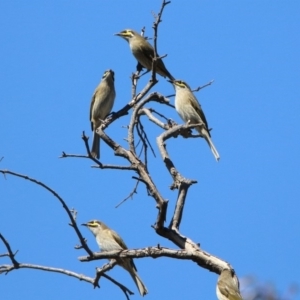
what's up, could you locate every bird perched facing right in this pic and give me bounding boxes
[169,79,220,161]
[90,69,116,159]
[82,220,148,297]
[216,269,243,300]
[115,29,174,80]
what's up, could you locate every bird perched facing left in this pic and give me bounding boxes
[82,220,148,297]
[169,79,220,161]
[90,69,116,159]
[115,29,174,80]
[216,269,243,300]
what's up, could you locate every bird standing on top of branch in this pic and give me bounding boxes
[169,79,220,161]
[216,269,243,300]
[90,69,116,159]
[82,220,148,297]
[114,29,175,80]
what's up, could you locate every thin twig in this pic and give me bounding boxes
[115,179,140,208]
[169,182,190,231]
[102,272,134,299]
[93,259,117,288]
[166,79,215,98]
[92,164,136,171]
[139,107,170,130]
[136,120,147,161]
[128,92,169,153]
[138,118,156,158]
[151,108,174,121]
[0,201,134,298]
[0,233,19,268]
[0,262,94,284]
[0,169,93,256]
[152,0,171,56]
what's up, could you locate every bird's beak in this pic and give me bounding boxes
[114,32,122,36]
[81,223,88,227]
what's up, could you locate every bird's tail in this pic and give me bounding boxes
[166,71,175,81]
[91,131,100,159]
[198,127,220,161]
[128,268,148,296]
[205,135,220,161]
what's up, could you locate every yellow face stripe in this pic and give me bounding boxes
[121,30,133,37]
[174,80,187,88]
[87,220,99,227]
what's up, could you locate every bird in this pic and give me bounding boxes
[169,79,220,161]
[114,29,174,80]
[82,220,148,296]
[216,269,243,300]
[90,69,116,159]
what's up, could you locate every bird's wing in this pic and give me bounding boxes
[218,280,243,300]
[90,92,96,131]
[137,40,155,60]
[109,229,128,250]
[189,94,210,134]
[109,229,138,272]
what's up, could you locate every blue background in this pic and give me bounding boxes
[1,1,299,299]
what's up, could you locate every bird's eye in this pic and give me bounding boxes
[176,81,185,88]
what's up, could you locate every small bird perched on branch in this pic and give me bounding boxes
[217,269,243,300]
[169,79,220,161]
[90,69,116,159]
[115,29,175,80]
[82,220,148,296]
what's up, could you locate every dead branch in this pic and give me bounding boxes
[115,178,140,208]
[166,79,215,98]
[0,1,242,298]
[78,246,231,275]
[0,169,93,255]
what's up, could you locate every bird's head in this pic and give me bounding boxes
[101,69,115,82]
[114,29,138,42]
[168,79,191,91]
[82,220,106,235]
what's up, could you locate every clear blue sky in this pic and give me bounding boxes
[1,1,299,299]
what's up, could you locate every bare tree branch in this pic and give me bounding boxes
[166,79,215,98]
[0,233,19,268]
[78,246,231,275]
[0,262,94,283]
[0,169,93,256]
[139,107,171,130]
[0,1,244,298]
[151,0,171,81]
[128,92,170,154]
[0,188,134,298]
[115,178,140,208]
